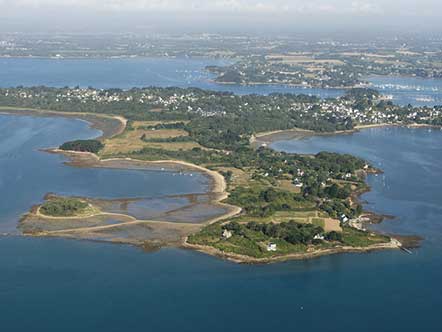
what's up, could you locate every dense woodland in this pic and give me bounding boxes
[40,198,89,217]
[59,139,104,153]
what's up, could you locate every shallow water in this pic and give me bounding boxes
[0,114,209,232]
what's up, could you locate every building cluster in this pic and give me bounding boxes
[1,87,441,124]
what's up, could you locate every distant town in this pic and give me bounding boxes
[2,33,442,89]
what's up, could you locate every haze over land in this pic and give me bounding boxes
[0,0,441,34]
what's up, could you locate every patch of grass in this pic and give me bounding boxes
[341,227,389,247]
[311,218,325,228]
[101,120,201,155]
[214,235,265,258]
[277,179,301,193]
[213,166,250,189]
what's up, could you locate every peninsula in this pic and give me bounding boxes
[1,85,430,263]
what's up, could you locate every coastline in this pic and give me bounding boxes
[19,149,242,248]
[182,238,401,264]
[252,122,442,147]
[0,106,126,140]
[47,149,231,200]
[2,108,411,263]
[207,78,360,90]
[1,108,240,249]
[0,109,231,209]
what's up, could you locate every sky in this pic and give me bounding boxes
[0,0,441,34]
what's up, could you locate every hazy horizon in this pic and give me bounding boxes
[0,0,441,35]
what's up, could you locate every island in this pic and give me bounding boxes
[1,85,432,263]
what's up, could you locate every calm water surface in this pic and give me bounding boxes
[368,75,442,106]
[0,57,343,98]
[2,57,442,105]
[0,117,441,331]
[0,114,208,232]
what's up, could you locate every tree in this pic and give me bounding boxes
[59,139,104,153]
[325,231,343,242]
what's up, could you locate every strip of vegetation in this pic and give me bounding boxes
[60,139,104,153]
[1,87,440,151]
[137,122,187,130]
[140,134,193,143]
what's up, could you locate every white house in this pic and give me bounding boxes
[341,214,349,223]
[222,229,233,239]
[294,178,304,188]
[267,243,277,252]
[314,234,325,240]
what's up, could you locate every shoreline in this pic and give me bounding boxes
[44,149,242,225]
[208,78,357,90]
[182,238,401,264]
[48,149,230,199]
[0,107,126,140]
[2,108,241,250]
[19,149,242,248]
[252,122,442,147]
[2,108,412,263]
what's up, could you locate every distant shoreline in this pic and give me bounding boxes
[207,78,356,90]
[252,123,442,147]
[0,55,233,61]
